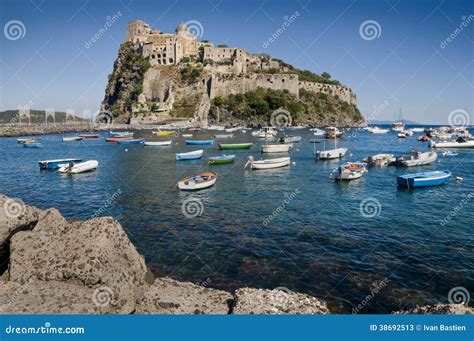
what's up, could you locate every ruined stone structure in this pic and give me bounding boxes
[299,81,357,106]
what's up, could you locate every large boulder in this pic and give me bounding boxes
[136,277,232,314]
[233,287,330,314]
[9,209,153,308]
[0,280,133,314]
[394,304,473,314]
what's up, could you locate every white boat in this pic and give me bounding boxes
[225,127,240,132]
[411,127,425,133]
[256,127,277,138]
[401,151,437,167]
[316,139,347,160]
[62,136,83,142]
[178,172,217,191]
[334,162,368,181]
[392,121,405,132]
[181,133,193,138]
[144,141,172,146]
[401,129,413,136]
[110,131,133,137]
[279,136,301,143]
[429,137,474,148]
[176,149,204,160]
[310,128,326,137]
[214,134,234,139]
[245,156,290,170]
[58,160,98,174]
[261,143,292,153]
[208,125,225,131]
[364,153,394,167]
[368,127,390,134]
[398,133,406,138]
[325,127,343,138]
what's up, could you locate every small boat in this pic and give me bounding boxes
[110,131,133,137]
[105,137,134,143]
[176,149,203,160]
[261,143,292,153]
[185,140,214,145]
[392,121,405,132]
[17,138,38,144]
[397,170,451,188]
[325,127,343,138]
[401,129,413,136]
[62,136,83,142]
[116,139,145,145]
[225,127,239,132]
[442,151,458,156]
[398,133,406,138]
[334,162,368,181]
[144,141,172,146]
[310,128,326,137]
[207,125,224,131]
[429,137,474,148]
[23,142,42,148]
[59,160,98,174]
[411,127,425,133]
[316,147,347,159]
[208,154,235,165]
[178,171,217,191]
[187,127,201,132]
[219,143,253,150]
[245,156,290,170]
[153,131,175,136]
[214,134,233,139]
[79,134,100,139]
[256,127,277,138]
[181,133,193,138]
[418,135,429,142]
[401,151,437,167]
[368,127,390,134]
[279,136,301,143]
[364,154,394,167]
[38,158,82,170]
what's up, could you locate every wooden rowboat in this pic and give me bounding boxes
[176,149,203,161]
[62,136,83,142]
[79,134,100,139]
[208,155,235,165]
[144,141,172,146]
[185,140,214,145]
[178,171,217,191]
[397,170,451,188]
[116,139,145,145]
[105,137,134,143]
[219,143,253,150]
[153,131,175,136]
[244,156,290,170]
[38,158,82,170]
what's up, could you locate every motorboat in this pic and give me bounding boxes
[279,136,301,143]
[401,151,438,167]
[62,136,83,142]
[261,143,292,153]
[325,127,343,138]
[363,154,394,167]
[58,160,98,174]
[38,158,82,170]
[429,136,474,148]
[334,162,368,181]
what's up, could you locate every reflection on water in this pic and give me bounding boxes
[0,127,473,313]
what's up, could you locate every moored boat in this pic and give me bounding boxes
[392,121,405,132]
[398,133,406,138]
[401,151,437,167]
[368,127,390,134]
[309,128,326,137]
[185,139,214,145]
[316,147,347,160]
[219,143,253,150]
[116,139,145,145]
[279,135,301,143]
[325,127,343,138]
[176,149,203,160]
[429,137,474,148]
[79,134,100,139]
[245,156,290,170]
[178,171,217,191]
[208,154,235,165]
[110,131,133,137]
[105,137,134,143]
[153,131,175,136]
[397,170,451,188]
[418,135,429,142]
[62,136,83,142]
[23,142,42,148]
[58,160,99,174]
[364,153,394,167]
[411,127,425,133]
[187,127,201,132]
[334,162,368,181]
[38,158,82,170]
[214,134,234,139]
[261,143,292,153]
[144,141,172,146]
[181,133,193,138]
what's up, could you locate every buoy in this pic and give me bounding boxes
[292,162,296,165]
[455,176,463,181]
[296,149,300,152]
[125,149,128,152]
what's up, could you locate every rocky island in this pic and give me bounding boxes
[101,20,364,128]
[0,194,471,315]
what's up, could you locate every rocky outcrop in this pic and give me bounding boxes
[136,277,232,314]
[233,288,330,314]
[394,304,473,315]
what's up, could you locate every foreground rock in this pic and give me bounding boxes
[136,277,232,314]
[394,304,473,314]
[8,208,153,308]
[233,288,330,314]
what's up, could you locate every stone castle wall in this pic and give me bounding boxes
[299,81,356,105]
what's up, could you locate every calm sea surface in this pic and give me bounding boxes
[1,126,472,313]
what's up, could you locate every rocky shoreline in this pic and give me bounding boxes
[0,194,471,315]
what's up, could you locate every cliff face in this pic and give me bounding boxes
[102,42,363,127]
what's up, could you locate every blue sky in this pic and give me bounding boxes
[0,0,472,124]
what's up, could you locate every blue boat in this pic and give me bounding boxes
[38,158,82,170]
[23,142,41,148]
[397,170,451,188]
[116,139,145,145]
[185,140,214,145]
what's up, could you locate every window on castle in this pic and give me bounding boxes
[169,58,173,63]
[157,54,161,58]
